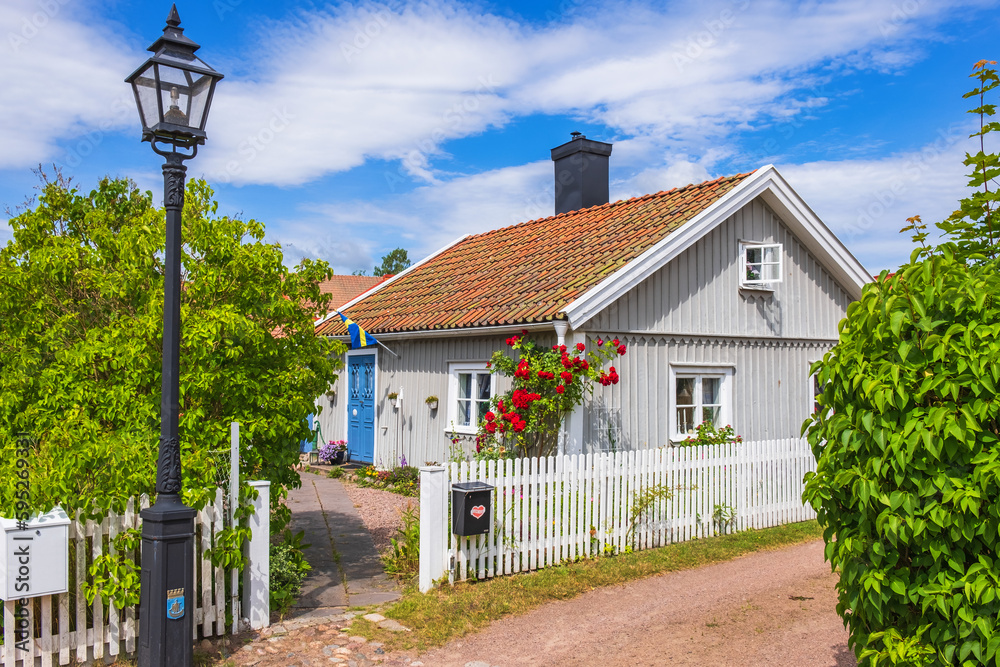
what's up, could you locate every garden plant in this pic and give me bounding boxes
[475,332,627,459]
[802,61,1000,666]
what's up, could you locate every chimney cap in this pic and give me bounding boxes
[571,131,583,139]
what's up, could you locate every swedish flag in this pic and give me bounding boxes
[337,311,379,349]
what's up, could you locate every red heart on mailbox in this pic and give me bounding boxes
[470,505,486,520]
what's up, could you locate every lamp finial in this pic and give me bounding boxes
[166,4,181,28]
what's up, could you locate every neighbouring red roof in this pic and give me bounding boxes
[317,274,391,308]
[316,172,753,336]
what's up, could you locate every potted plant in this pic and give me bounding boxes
[425,395,439,410]
[318,440,348,465]
[387,392,400,409]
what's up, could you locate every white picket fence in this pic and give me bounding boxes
[419,438,817,591]
[0,487,260,667]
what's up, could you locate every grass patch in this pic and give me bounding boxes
[351,520,823,652]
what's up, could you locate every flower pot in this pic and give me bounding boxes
[332,450,345,465]
[427,400,438,410]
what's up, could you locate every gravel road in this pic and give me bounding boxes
[418,539,856,667]
[340,479,419,552]
[311,477,854,667]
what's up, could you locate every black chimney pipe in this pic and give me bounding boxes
[550,133,613,215]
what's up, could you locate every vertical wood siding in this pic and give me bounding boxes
[314,334,521,468]
[584,334,830,451]
[585,199,853,338]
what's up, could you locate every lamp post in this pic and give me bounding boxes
[125,5,223,666]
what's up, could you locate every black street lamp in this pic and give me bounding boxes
[125,5,223,666]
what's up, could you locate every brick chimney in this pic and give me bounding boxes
[550,132,613,215]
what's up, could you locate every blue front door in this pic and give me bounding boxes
[347,354,376,464]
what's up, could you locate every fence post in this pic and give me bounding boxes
[243,480,270,630]
[419,466,448,593]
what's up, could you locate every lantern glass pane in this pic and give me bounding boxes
[187,73,213,129]
[130,62,161,130]
[156,63,195,129]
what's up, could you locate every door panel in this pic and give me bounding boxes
[347,354,376,464]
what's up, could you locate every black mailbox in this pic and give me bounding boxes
[452,481,495,536]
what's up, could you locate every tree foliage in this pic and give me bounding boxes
[373,247,411,277]
[802,61,1000,666]
[0,174,345,519]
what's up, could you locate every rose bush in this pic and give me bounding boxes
[475,331,626,459]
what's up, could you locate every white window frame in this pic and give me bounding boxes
[740,242,783,288]
[447,361,495,435]
[668,364,734,443]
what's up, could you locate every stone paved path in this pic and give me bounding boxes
[287,471,401,620]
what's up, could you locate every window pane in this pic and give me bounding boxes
[477,373,491,401]
[762,245,777,262]
[746,247,762,263]
[676,378,695,406]
[677,407,695,434]
[476,401,489,424]
[702,377,720,406]
[702,405,721,427]
[458,373,471,399]
[458,400,471,426]
[762,262,780,281]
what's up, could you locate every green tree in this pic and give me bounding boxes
[373,247,411,276]
[0,174,345,519]
[802,61,1000,666]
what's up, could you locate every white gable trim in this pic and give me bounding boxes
[562,165,870,329]
[314,233,470,329]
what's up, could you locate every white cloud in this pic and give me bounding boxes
[195,0,992,186]
[781,121,977,272]
[276,118,981,277]
[0,1,135,169]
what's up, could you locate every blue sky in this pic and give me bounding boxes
[1,0,997,274]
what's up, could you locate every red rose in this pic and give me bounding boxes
[612,338,620,346]
[617,345,626,355]
[559,345,567,353]
[596,338,604,346]
[576,343,586,352]
[485,422,497,433]
[485,411,495,422]
[555,385,565,394]
[560,371,573,382]
[521,329,528,335]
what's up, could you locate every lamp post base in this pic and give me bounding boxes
[138,494,196,667]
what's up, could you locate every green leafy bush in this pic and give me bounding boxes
[803,61,1000,666]
[381,503,419,579]
[269,530,311,615]
[0,175,344,520]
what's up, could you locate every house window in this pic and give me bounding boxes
[669,365,734,441]
[741,242,782,287]
[448,362,493,434]
[812,372,826,414]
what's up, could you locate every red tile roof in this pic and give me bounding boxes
[317,274,391,308]
[316,172,753,336]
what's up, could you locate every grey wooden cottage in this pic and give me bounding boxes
[314,136,870,466]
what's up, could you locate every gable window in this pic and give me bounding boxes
[740,242,782,287]
[668,365,734,442]
[448,362,493,434]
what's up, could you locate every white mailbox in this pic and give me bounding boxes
[0,508,70,600]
